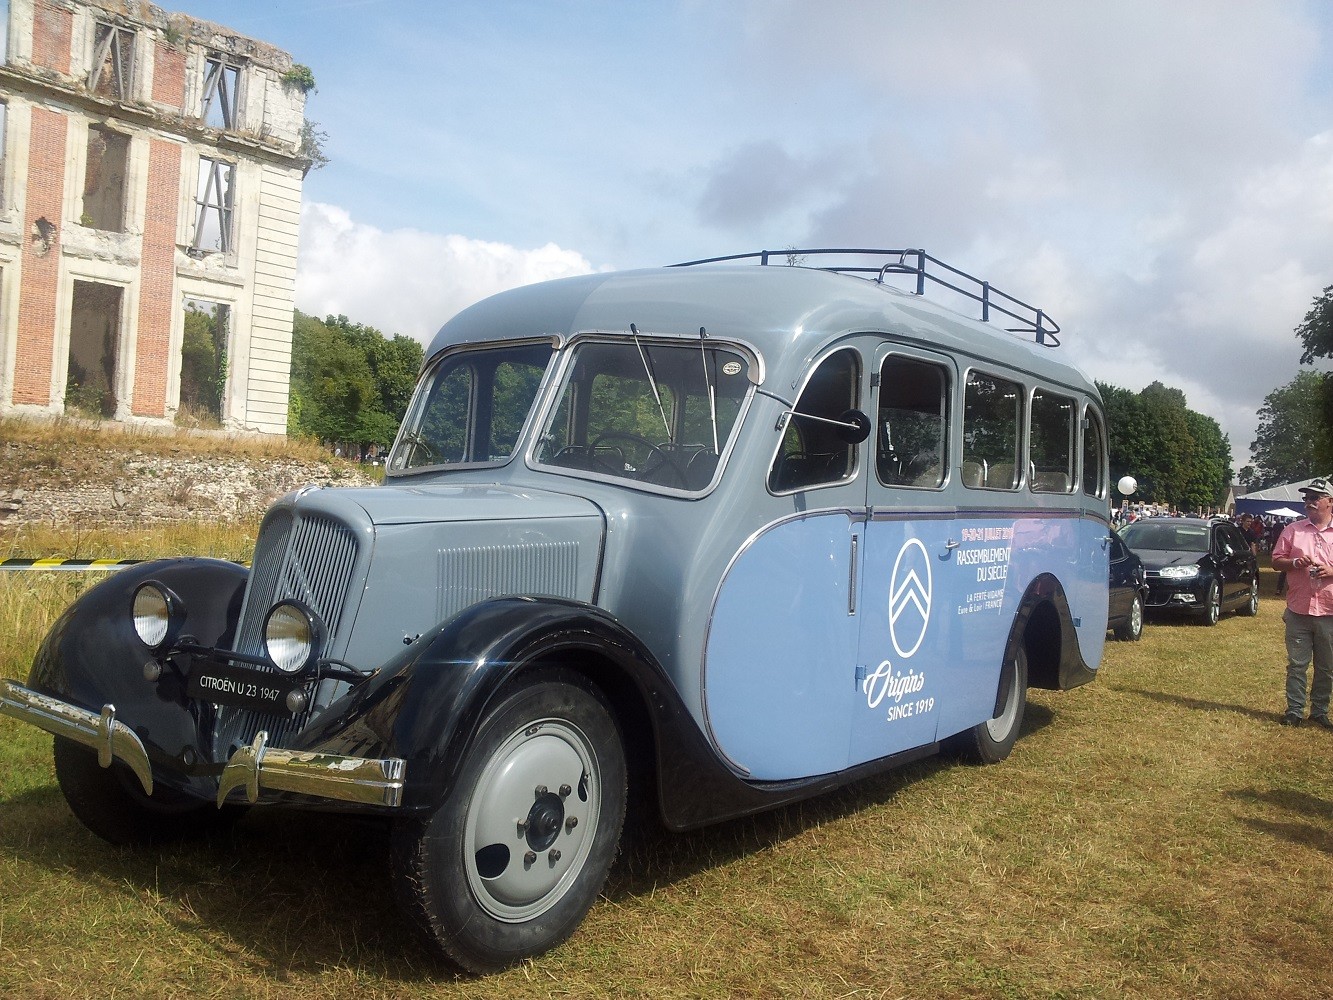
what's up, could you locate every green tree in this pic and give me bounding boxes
[288,311,423,451]
[1249,370,1333,488]
[1098,380,1232,509]
[1295,285,1333,365]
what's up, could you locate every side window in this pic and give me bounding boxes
[962,372,1022,490]
[1082,405,1107,498]
[877,355,947,488]
[769,348,860,493]
[201,53,243,129]
[192,156,234,254]
[89,23,135,100]
[1029,389,1076,493]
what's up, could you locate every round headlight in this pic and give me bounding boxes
[132,582,176,649]
[264,601,322,674]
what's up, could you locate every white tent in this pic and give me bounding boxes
[1236,478,1320,517]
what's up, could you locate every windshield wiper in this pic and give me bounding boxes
[698,327,720,454]
[630,323,673,442]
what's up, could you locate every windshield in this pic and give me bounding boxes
[389,342,554,472]
[533,338,753,492]
[1120,521,1209,552]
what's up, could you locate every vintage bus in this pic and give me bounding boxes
[2,249,1109,972]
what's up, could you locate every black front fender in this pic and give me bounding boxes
[26,558,247,791]
[290,596,670,812]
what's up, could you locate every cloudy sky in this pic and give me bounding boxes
[169,0,1333,467]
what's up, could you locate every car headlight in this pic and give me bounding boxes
[263,601,324,674]
[1158,565,1201,579]
[131,582,183,650]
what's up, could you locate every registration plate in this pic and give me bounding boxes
[187,660,302,715]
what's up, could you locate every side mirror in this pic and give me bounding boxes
[780,408,872,445]
[835,409,872,445]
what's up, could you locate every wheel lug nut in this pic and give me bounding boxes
[559,783,572,798]
[535,785,547,798]
[548,849,561,863]
[524,851,537,866]
[565,816,578,831]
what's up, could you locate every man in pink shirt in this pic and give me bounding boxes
[1271,477,1333,727]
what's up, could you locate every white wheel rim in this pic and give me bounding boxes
[463,718,601,922]
[985,660,1021,741]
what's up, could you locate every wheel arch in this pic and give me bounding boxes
[1006,573,1097,692]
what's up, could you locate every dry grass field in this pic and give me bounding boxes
[2,550,1326,999]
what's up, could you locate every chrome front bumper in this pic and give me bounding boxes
[0,680,406,809]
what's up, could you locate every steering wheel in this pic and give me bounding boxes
[588,432,685,486]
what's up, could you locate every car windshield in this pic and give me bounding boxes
[1120,521,1209,552]
[532,338,754,492]
[389,341,554,472]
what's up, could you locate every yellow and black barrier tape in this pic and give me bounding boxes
[1,558,142,572]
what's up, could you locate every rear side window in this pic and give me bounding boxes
[1082,405,1107,498]
[962,372,1022,490]
[877,355,948,489]
[769,348,860,492]
[1030,389,1076,493]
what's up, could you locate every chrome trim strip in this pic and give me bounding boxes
[0,681,154,795]
[217,731,406,809]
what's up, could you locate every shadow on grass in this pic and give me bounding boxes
[1227,787,1333,855]
[1,700,1059,981]
[1115,685,1280,724]
[608,699,1056,897]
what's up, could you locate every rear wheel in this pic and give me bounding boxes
[391,669,627,973]
[54,737,242,845]
[945,647,1028,764]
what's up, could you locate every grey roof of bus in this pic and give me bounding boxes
[424,263,1097,395]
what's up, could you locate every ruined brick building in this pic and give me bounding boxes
[0,0,310,434]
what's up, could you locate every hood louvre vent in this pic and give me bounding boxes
[438,541,580,623]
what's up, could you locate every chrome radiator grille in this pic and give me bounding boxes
[215,510,362,754]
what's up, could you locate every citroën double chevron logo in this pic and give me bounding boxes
[889,537,932,658]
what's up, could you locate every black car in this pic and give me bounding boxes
[1107,529,1147,640]
[1118,517,1259,625]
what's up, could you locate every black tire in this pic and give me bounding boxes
[54,737,243,845]
[1201,582,1221,626]
[1238,577,1259,617]
[391,668,627,973]
[1114,594,1145,641]
[945,647,1028,764]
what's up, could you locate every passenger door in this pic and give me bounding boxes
[704,346,866,780]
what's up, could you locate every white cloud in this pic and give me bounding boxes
[294,203,597,343]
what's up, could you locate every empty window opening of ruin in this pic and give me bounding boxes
[193,157,234,254]
[89,23,135,100]
[179,299,229,426]
[82,125,128,231]
[67,281,123,419]
[202,54,244,129]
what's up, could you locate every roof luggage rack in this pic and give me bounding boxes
[671,248,1060,347]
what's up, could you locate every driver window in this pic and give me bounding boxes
[768,348,860,493]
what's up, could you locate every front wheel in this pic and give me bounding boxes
[1115,594,1145,641]
[1238,578,1259,617]
[945,647,1028,764]
[54,737,243,845]
[1201,582,1221,625]
[392,669,627,973]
